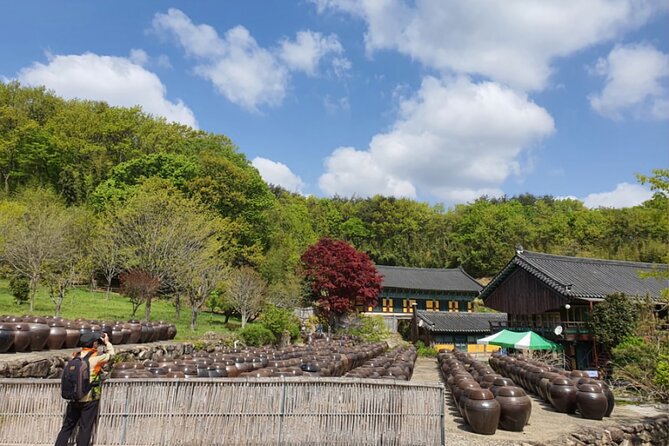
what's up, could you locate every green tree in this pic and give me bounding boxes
[1,188,71,311]
[225,266,267,328]
[589,293,639,347]
[44,206,95,317]
[110,180,227,320]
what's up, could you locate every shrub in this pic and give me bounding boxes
[9,275,30,305]
[415,340,438,357]
[344,315,390,342]
[612,335,669,402]
[654,354,669,392]
[260,305,301,341]
[589,293,638,347]
[238,324,276,347]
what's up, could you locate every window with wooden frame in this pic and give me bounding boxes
[382,298,393,313]
[426,300,440,311]
[467,302,474,313]
[402,299,416,313]
[448,301,458,312]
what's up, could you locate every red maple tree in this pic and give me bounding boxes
[300,238,382,326]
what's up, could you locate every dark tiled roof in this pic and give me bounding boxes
[376,265,482,293]
[481,250,669,301]
[416,310,507,333]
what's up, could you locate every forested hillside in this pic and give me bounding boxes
[1,81,667,289]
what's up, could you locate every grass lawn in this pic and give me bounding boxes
[0,280,234,341]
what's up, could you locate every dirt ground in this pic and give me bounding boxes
[410,357,665,446]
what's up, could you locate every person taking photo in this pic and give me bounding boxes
[55,331,115,446]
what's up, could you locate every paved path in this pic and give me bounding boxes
[410,356,445,385]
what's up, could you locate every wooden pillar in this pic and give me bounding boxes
[590,301,598,369]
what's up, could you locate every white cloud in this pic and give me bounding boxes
[279,30,349,77]
[589,43,669,120]
[582,183,653,208]
[17,52,197,127]
[152,8,348,111]
[319,147,417,198]
[311,0,661,91]
[129,49,149,66]
[323,95,350,114]
[129,49,172,69]
[252,157,305,193]
[318,76,554,202]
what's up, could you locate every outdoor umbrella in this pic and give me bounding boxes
[477,329,561,350]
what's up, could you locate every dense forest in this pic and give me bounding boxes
[1,81,667,290]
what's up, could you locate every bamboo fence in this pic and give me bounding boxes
[0,378,444,446]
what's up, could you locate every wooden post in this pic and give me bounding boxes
[590,301,598,369]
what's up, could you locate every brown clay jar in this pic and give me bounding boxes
[0,323,14,353]
[64,322,80,349]
[126,321,142,344]
[538,372,560,402]
[589,380,615,417]
[549,377,577,414]
[480,373,502,389]
[576,384,608,420]
[496,386,531,432]
[453,378,480,405]
[465,389,501,435]
[46,321,66,350]
[459,386,481,424]
[11,323,31,352]
[111,325,124,345]
[207,365,228,378]
[27,318,50,351]
[456,380,481,417]
[490,377,515,397]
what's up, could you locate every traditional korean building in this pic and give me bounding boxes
[411,310,507,353]
[481,248,668,370]
[365,265,482,331]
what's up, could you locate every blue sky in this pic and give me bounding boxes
[1,1,667,208]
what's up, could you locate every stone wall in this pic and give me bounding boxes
[546,414,669,446]
[0,342,196,379]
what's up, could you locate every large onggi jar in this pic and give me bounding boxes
[576,384,608,420]
[549,377,577,414]
[0,324,14,353]
[465,389,500,435]
[496,386,531,432]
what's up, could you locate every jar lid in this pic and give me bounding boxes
[493,377,514,386]
[578,384,602,393]
[457,379,480,390]
[552,377,574,386]
[467,389,495,400]
[497,386,526,397]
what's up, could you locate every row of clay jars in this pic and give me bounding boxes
[0,318,56,352]
[490,353,614,419]
[438,351,501,435]
[440,350,532,433]
[0,315,178,353]
[491,353,615,418]
[110,340,391,380]
[345,346,417,381]
[456,353,532,432]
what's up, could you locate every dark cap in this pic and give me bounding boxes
[79,331,103,345]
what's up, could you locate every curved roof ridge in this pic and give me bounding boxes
[520,250,668,270]
[516,254,571,291]
[377,265,463,271]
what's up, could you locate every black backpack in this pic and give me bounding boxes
[61,351,93,401]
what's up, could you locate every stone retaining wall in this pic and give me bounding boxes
[0,342,196,379]
[546,414,669,446]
